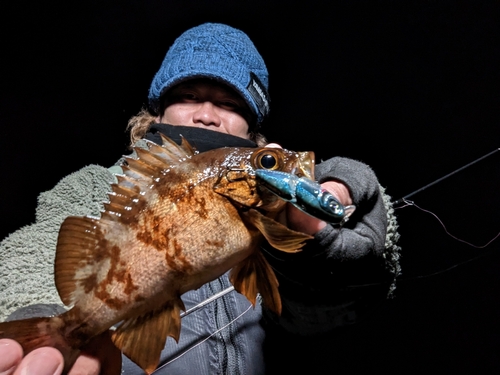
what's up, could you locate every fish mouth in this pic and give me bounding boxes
[297,151,315,180]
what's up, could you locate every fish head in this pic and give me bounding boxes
[213,146,315,211]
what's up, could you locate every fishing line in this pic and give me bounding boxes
[180,286,235,318]
[387,148,500,279]
[393,148,499,206]
[153,303,253,373]
[388,148,500,277]
[397,199,500,248]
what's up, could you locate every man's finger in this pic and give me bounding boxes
[74,331,121,375]
[13,348,64,375]
[0,339,23,375]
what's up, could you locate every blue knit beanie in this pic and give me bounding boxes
[148,23,270,125]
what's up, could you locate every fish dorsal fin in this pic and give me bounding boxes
[241,209,313,253]
[55,216,102,306]
[164,133,197,156]
[102,135,198,223]
[230,251,282,315]
[121,135,196,182]
[112,298,185,375]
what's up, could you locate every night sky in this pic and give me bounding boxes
[1,1,499,373]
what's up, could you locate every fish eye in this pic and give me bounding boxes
[251,149,284,171]
[257,152,278,170]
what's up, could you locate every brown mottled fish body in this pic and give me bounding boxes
[0,135,314,374]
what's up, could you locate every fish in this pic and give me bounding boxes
[255,169,356,225]
[0,134,315,374]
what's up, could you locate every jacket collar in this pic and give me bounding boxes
[144,123,257,152]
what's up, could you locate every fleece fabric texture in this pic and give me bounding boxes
[0,165,116,320]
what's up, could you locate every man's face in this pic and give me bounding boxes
[159,79,252,139]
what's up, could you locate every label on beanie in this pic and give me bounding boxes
[247,72,270,118]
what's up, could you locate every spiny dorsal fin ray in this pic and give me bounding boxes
[99,175,151,222]
[102,136,198,223]
[113,174,144,193]
[106,190,132,206]
[123,156,163,180]
[141,141,175,164]
[111,298,185,374]
[241,209,313,253]
[127,134,196,173]
[158,133,196,158]
[179,136,197,156]
[230,251,282,315]
[138,134,195,168]
[133,146,172,170]
[103,191,135,219]
[119,165,152,184]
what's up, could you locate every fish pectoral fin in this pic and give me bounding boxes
[241,209,313,253]
[111,298,185,375]
[230,251,282,315]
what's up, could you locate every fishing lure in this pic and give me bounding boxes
[255,169,356,225]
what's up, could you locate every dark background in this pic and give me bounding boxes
[1,1,499,373]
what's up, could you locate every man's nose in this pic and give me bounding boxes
[192,101,221,126]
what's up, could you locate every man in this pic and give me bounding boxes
[0,23,400,374]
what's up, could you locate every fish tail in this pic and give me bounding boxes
[0,315,80,371]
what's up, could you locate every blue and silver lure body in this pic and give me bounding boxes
[255,169,356,226]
